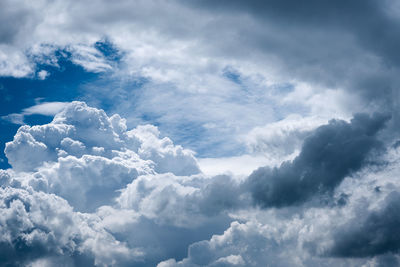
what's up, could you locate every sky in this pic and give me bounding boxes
[1,0,400,266]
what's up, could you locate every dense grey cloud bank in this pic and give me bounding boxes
[0,102,400,266]
[330,191,400,258]
[247,113,390,208]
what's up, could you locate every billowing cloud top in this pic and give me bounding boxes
[2,0,400,266]
[1,102,400,266]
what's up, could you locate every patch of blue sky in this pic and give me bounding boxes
[0,42,117,169]
[222,66,241,85]
[94,38,123,62]
[271,82,294,94]
[167,120,246,158]
[82,75,247,158]
[81,74,148,114]
[0,40,301,169]
[139,113,161,127]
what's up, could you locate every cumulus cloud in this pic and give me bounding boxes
[159,144,400,266]
[2,102,400,266]
[330,191,400,257]
[117,173,244,228]
[0,102,207,265]
[5,102,199,213]
[158,218,364,267]
[247,113,390,208]
[2,0,400,265]
[243,114,328,159]
[37,70,49,80]
[5,101,199,174]
[0,186,137,266]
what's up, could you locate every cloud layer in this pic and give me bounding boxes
[2,1,400,265]
[3,0,400,158]
[1,102,400,266]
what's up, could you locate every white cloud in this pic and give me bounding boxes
[2,102,400,266]
[23,102,69,116]
[117,172,244,228]
[1,113,25,125]
[37,70,49,80]
[158,145,400,266]
[1,102,70,125]
[0,45,34,77]
[5,102,200,212]
[194,114,332,177]
[0,186,138,266]
[0,102,207,264]
[1,0,400,265]
[198,154,276,177]
[68,44,113,73]
[0,0,370,158]
[243,114,330,158]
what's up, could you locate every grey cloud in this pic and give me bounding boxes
[1,102,238,265]
[1,0,399,113]
[117,173,244,228]
[0,187,91,266]
[3,102,400,266]
[0,185,140,266]
[183,0,400,120]
[2,0,400,154]
[330,191,400,258]
[246,113,390,208]
[191,0,399,50]
[0,0,40,45]
[5,102,200,214]
[187,0,400,67]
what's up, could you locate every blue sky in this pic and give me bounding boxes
[1,0,400,266]
[0,39,310,169]
[0,48,99,168]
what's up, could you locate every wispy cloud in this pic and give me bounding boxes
[2,101,69,125]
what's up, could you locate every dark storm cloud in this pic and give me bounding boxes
[330,191,400,258]
[246,113,390,208]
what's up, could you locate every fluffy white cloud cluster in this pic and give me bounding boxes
[117,173,244,228]
[243,114,329,160]
[6,102,199,174]
[0,182,139,266]
[5,102,200,212]
[0,102,205,265]
[2,102,400,266]
[160,148,400,267]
